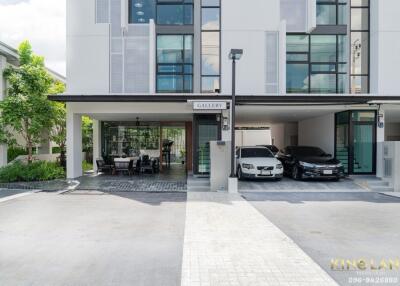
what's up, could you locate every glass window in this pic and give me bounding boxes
[202,76,220,93]
[351,75,369,93]
[201,32,219,75]
[351,32,369,75]
[202,0,219,6]
[157,35,184,63]
[287,64,309,93]
[351,8,369,30]
[310,74,337,93]
[202,8,219,30]
[157,75,183,92]
[317,4,337,25]
[287,54,308,62]
[157,35,193,93]
[156,1,193,25]
[311,35,337,63]
[129,0,156,23]
[287,35,309,52]
[351,0,369,7]
[201,0,220,94]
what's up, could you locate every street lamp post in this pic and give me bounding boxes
[228,49,243,180]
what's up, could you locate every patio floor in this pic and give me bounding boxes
[75,163,188,192]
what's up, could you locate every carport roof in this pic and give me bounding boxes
[48,94,400,105]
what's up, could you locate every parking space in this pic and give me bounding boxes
[239,177,368,192]
[243,192,400,285]
[0,191,187,286]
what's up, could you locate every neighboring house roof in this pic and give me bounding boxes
[0,40,66,83]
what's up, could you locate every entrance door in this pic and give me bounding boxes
[335,111,376,175]
[194,115,221,175]
[352,121,375,174]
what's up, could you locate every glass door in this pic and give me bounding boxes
[194,115,221,175]
[352,123,375,174]
[335,112,350,174]
[335,111,376,175]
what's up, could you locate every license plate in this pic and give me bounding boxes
[323,170,333,175]
[261,170,271,176]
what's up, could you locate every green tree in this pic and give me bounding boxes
[49,81,67,167]
[0,41,54,163]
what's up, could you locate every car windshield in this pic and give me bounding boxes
[266,145,279,153]
[241,148,274,158]
[290,147,326,157]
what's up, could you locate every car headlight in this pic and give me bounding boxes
[242,163,254,169]
[299,161,315,168]
[337,163,343,168]
[276,164,283,169]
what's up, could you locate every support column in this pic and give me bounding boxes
[0,55,7,167]
[376,108,385,178]
[66,104,82,179]
[92,120,101,172]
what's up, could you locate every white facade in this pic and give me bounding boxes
[60,0,400,185]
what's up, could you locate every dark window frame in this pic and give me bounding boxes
[156,0,194,26]
[200,0,221,93]
[156,34,194,93]
[286,33,348,94]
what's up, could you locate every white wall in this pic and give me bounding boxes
[221,0,280,95]
[235,130,272,147]
[370,0,400,95]
[299,114,335,155]
[67,0,110,93]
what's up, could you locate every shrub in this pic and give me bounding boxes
[7,146,28,163]
[0,161,65,183]
[82,160,93,172]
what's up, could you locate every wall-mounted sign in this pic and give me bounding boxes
[193,101,227,110]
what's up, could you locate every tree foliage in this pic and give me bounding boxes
[0,41,54,163]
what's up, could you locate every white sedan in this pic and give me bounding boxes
[236,146,284,180]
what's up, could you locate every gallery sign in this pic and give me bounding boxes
[193,101,227,110]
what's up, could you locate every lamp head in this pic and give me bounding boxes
[229,49,243,60]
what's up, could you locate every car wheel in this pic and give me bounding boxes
[292,165,301,180]
[237,167,243,181]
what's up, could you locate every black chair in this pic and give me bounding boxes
[96,159,113,174]
[140,155,154,174]
[152,157,160,173]
[114,160,132,176]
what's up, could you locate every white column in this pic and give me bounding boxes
[0,55,7,167]
[279,20,287,95]
[92,119,101,172]
[376,108,385,178]
[66,104,82,179]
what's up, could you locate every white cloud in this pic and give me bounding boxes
[0,0,66,76]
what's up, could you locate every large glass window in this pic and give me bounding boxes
[129,0,156,23]
[286,34,348,94]
[157,35,193,92]
[156,0,193,25]
[350,0,370,93]
[201,0,220,93]
[317,0,348,26]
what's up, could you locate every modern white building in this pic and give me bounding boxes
[0,41,66,167]
[51,0,400,186]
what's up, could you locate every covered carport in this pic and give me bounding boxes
[235,95,400,180]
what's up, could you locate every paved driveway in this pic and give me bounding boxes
[239,177,368,192]
[243,192,400,285]
[0,191,187,286]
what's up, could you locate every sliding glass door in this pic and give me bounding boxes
[193,115,221,176]
[335,111,376,175]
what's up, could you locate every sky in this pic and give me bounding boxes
[0,0,66,76]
